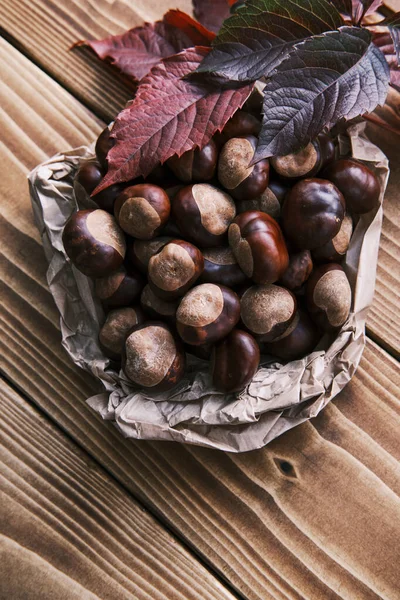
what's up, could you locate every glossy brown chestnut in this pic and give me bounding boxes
[240,284,297,342]
[176,283,240,346]
[140,285,179,323]
[262,309,320,361]
[306,263,352,331]
[271,134,336,181]
[236,179,289,220]
[216,110,261,145]
[172,184,236,248]
[122,322,185,391]
[280,250,313,291]
[95,266,144,307]
[167,139,218,183]
[99,306,146,360]
[95,126,114,169]
[114,184,170,239]
[62,209,126,277]
[129,237,172,273]
[271,141,322,180]
[75,161,103,194]
[200,247,248,288]
[312,214,353,263]
[148,239,204,300]
[218,135,269,201]
[228,211,289,284]
[282,178,345,249]
[321,158,380,214]
[317,132,337,169]
[211,329,260,393]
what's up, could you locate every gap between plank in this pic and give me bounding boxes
[0,371,246,600]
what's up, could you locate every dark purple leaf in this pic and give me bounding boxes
[254,27,390,161]
[94,47,254,191]
[196,0,343,81]
[79,10,214,81]
[193,0,231,33]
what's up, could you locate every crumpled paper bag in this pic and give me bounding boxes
[28,122,389,452]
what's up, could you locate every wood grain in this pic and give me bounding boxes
[0,378,235,600]
[1,31,400,600]
[365,88,400,358]
[0,0,191,121]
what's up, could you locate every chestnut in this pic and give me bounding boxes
[211,329,260,393]
[95,266,144,307]
[312,214,353,263]
[95,126,114,169]
[228,211,289,284]
[271,141,322,180]
[215,110,261,146]
[262,309,320,361]
[148,239,204,300]
[218,135,269,201]
[321,158,380,214]
[99,306,145,360]
[114,184,170,239]
[75,161,103,194]
[236,179,289,220]
[200,247,248,288]
[240,284,297,342]
[140,285,179,323]
[306,263,352,331]
[282,178,345,250]
[62,209,126,277]
[74,161,124,213]
[280,250,313,291]
[176,283,240,345]
[129,237,172,274]
[172,184,236,248]
[123,322,185,391]
[317,132,337,169]
[167,139,218,183]
[270,133,336,180]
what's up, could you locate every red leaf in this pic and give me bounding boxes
[94,47,253,192]
[79,10,214,81]
[164,10,216,44]
[193,0,231,33]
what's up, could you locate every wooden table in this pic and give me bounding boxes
[1,2,400,599]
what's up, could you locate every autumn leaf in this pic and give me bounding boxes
[196,0,343,81]
[78,10,214,81]
[193,0,232,33]
[253,27,390,161]
[93,47,254,192]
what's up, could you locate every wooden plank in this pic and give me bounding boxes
[365,90,400,358]
[1,36,400,600]
[0,378,235,600]
[0,0,191,121]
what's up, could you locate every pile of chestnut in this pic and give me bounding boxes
[62,108,381,394]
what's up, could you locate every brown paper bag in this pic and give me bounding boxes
[28,122,389,452]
